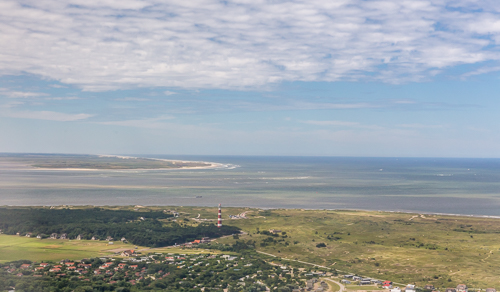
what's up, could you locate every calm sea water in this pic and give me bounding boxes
[1,155,500,216]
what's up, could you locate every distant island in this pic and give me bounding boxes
[0,153,219,170]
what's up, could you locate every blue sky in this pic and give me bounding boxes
[1,0,500,157]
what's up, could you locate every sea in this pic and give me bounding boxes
[1,155,500,217]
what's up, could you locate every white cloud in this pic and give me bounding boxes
[0,88,49,98]
[163,91,177,96]
[1,110,93,121]
[114,97,150,101]
[45,96,81,100]
[398,123,447,129]
[303,120,360,126]
[97,115,175,128]
[0,0,500,90]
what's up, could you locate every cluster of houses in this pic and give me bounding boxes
[342,275,497,292]
[305,278,329,292]
[176,237,211,247]
[16,232,128,243]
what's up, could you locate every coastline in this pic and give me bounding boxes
[2,204,499,220]
[29,154,233,171]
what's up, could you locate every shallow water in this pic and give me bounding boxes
[1,155,500,216]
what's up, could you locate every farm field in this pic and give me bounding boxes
[167,206,500,289]
[0,235,141,263]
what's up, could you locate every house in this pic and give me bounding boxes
[406,285,416,292]
[456,285,468,292]
[20,264,31,269]
[49,268,61,272]
[36,234,42,239]
[60,233,67,240]
[40,263,50,267]
[50,233,58,239]
[352,276,361,281]
[344,275,354,278]
[25,233,32,237]
[341,280,351,284]
[445,288,456,292]
[121,250,136,257]
[269,229,282,234]
[106,236,113,241]
[76,234,82,240]
[425,285,435,290]
[382,281,393,289]
[201,237,211,243]
[391,287,402,292]
[485,289,496,292]
[359,280,371,285]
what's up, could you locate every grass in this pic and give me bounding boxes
[0,235,223,263]
[0,235,141,263]
[168,206,500,288]
[4,205,500,288]
[0,153,209,169]
[326,280,341,292]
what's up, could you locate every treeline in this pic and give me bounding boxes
[0,208,240,247]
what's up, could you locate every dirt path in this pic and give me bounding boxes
[256,250,331,269]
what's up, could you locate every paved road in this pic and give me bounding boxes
[322,278,345,292]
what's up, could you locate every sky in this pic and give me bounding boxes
[1,0,500,157]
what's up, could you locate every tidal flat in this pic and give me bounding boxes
[1,154,500,216]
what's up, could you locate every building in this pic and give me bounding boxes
[406,284,416,292]
[456,285,468,292]
[121,250,137,257]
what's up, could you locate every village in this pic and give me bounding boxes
[2,239,498,292]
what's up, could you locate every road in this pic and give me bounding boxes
[256,250,331,269]
[322,278,345,292]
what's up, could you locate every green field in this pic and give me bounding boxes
[0,235,141,263]
[3,205,500,289]
[167,206,500,288]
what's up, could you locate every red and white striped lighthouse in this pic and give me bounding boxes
[217,204,222,228]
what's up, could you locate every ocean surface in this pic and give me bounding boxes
[1,155,500,216]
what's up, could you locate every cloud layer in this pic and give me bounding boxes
[1,0,500,91]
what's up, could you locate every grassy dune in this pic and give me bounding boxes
[0,153,210,169]
[171,206,500,288]
[2,205,500,288]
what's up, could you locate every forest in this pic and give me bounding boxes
[0,208,240,247]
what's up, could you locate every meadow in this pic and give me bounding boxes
[0,235,139,263]
[169,206,500,289]
[2,205,500,289]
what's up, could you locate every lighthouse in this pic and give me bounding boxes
[217,204,222,228]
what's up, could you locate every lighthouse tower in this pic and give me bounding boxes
[217,204,222,228]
